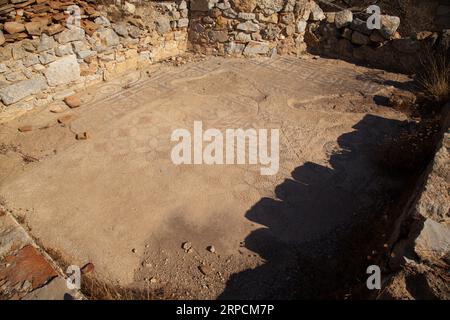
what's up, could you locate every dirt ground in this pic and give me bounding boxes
[0,56,416,299]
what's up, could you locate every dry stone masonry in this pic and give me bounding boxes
[0,0,189,121]
[305,7,443,73]
[0,0,449,121]
[188,0,325,56]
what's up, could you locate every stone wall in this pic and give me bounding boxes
[304,5,449,73]
[188,0,327,56]
[0,0,189,122]
[380,104,450,299]
[0,0,449,121]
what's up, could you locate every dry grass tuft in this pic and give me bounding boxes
[81,275,175,300]
[418,44,450,103]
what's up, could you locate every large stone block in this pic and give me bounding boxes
[237,21,260,33]
[37,33,57,52]
[232,0,257,12]
[415,219,450,263]
[380,15,400,39]
[335,10,353,29]
[309,1,325,21]
[55,27,86,44]
[4,21,25,34]
[0,76,48,105]
[155,17,171,34]
[350,18,371,35]
[243,41,269,56]
[257,0,285,15]
[209,30,229,43]
[92,28,120,48]
[44,55,80,87]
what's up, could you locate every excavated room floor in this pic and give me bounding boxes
[0,56,414,299]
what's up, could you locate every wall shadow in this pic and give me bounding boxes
[219,114,409,299]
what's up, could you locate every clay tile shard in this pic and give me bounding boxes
[0,245,58,290]
[64,94,81,108]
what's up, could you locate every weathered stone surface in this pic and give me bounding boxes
[325,12,336,24]
[0,76,48,105]
[223,8,238,19]
[77,50,96,59]
[112,24,128,37]
[296,20,307,33]
[39,50,57,64]
[55,27,85,44]
[350,18,371,36]
[55,44,74,57]
[416,133,450,223]
[209,30,229,43]
[155,16,171,34]
[294,0,311,20]
[257,13,278,24]
[0,31,5,46]
[178,18,189,28]
[257,0,285,15]
[380,15,400,39]
[11,46,27,61]
[243,40,269,56]
[23,277,80,300]
[179,0,188,10]
[216,2,231,10]
[415,219,450,263]
[238,12,256,20]
[280,13,294,24]
[0,212,33,258]
[261,24,280,40]
[225,41,245,54]
[44,55,80,86]
[237,21,259,33]
[232,0,257,12]
[127,25,141,39]
[335,10,353,29]
[309,1,325,21]
[351,31,369,45]
[25,22,42,36]
[235,32,252,42]
[72,40,90,53]
[0,63,8,73]
[22,54,40,67]
[6,71,26,82]
[92,28,120,48]
[4,21,25,34]
[94,16,111,27]
[45,24,65,36]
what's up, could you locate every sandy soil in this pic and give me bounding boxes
[0,56,414,299]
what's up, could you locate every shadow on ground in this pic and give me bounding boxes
[219,114,410,300]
